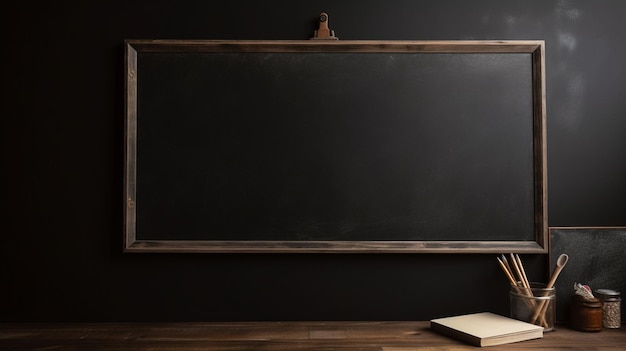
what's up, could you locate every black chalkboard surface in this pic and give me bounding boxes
[124,40,547,253]
[551,227,626,323]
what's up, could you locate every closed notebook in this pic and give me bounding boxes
[430,312,544,347]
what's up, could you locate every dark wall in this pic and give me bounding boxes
[2,0,625,322]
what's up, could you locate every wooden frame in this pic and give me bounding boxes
[124,40,547,253]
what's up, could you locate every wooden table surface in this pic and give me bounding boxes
[0,321,624,350]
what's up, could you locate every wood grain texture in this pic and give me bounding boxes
[1,321,624,351]
[124,40,544,53]
[124,239,546,254]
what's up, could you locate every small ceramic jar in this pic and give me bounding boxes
[570,295,603,332]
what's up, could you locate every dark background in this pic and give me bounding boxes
[2,0,625,322]
[135,50,536,242]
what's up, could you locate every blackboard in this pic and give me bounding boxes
[124,40,547,253]
[550,227,626,324]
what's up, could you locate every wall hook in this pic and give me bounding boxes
[310,12,338,40]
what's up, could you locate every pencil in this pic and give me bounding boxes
[515,254,532,290]
[496,256,516,285]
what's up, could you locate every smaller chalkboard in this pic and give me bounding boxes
[550,227,626,323]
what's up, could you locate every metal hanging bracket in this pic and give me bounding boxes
[310,12,338,40]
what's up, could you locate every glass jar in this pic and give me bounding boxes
[570,295,603,332]
[595,289,621,329]
[510,282,555,331]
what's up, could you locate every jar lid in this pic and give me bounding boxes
[572,294,602,306]
[595,288,620,297]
